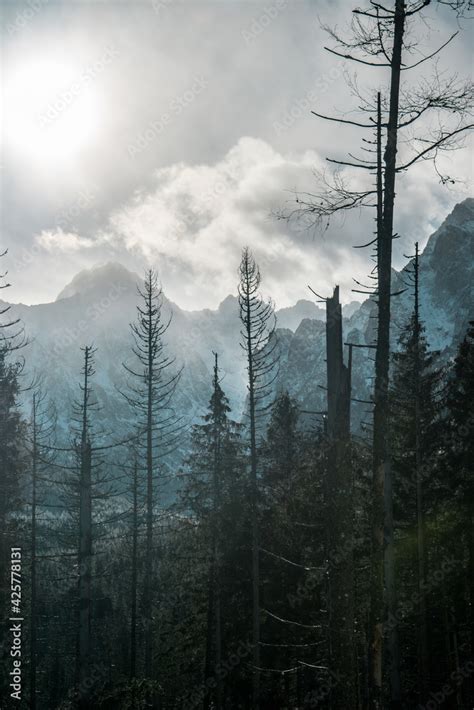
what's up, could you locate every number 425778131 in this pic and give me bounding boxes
[11,548,22,615]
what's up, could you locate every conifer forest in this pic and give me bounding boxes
[1,1,473,708]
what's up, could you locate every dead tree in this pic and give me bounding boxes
[238,248,277,708]
[30,393,38,710]
[122,269,181,694]
[282,3,473,706]
[325,286,355,709]
[75,345,96,710]
[412,243,429,698]
[130,454,138,682]
[28,390,56,710]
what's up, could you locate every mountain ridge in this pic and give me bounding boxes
[2,198,472,457]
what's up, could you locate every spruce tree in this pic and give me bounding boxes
[390,255,444,706]
[122,269,180,694]
[444,321,474,699]
[180,354,246,708]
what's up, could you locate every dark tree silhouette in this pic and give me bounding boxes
[238,247,277,707]
[122,269,181,694]
[325,286,355,709]
[282,4,473,705]
[75,345,96,710]
[28,390,56,710]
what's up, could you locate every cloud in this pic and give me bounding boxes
[92,137,371,308]
[4,0,472,308]
[36,228,96,252]
[31,134,471,311]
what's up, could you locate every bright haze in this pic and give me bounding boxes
[2,0,472,309]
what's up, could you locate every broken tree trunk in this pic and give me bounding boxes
[326,285,355,709]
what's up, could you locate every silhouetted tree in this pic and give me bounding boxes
[390,246,444,706]
[75,345,96,710]
[122,269,181,695]
[238,247,277,707]
[283,3,472,704]
[325,286,355,709]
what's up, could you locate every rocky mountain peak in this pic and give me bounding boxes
[56,262,140,302]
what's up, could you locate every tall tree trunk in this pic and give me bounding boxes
[130,457,138,682]
[145,293,154,687]
[213,354,223,710]
[77,346,93,710]
[468,507,474,703]
[30,394,37,710]
[246,296,260,708]
[413,243,429,701]
[203,557,215,710]
[326,286,355,709]
[371,5,405,707]
[78,439,92,710]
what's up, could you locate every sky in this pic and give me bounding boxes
[1,0,472,309]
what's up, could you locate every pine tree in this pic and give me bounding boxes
[180,354,246,708]
[75,345,96,710]
[28,390,56,710]
[122,269,180,694]
[259,391,308,707]
[444,321,474,700]
[390,250,444,706]
[238,247,277,707]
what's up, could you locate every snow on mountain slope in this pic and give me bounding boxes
[2,199,472,450]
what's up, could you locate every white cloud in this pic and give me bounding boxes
[99,136,370,308]
[36,228,95,252]
[31,135,471,311]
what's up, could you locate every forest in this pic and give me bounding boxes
[1,1,473,709]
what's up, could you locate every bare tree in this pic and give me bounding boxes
[75,345,96,710]
[282,4,472,706]
[122,269,181,695]
[411,243,429,699]
[28,390,56,710]
[130,453,139,684]
[238,247,278,708]
[325,286,355,709]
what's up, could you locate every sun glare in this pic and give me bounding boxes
[4,57,102,171]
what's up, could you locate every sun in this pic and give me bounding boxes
[4,57,103,171]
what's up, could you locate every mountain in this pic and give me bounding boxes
[273,197,474,426]
[3,198,473,460]
[55,262,141,302]
[276,300,325,330]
